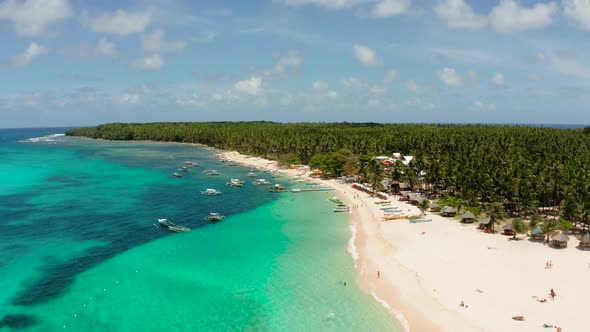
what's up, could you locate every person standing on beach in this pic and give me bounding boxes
[377,271,380,278]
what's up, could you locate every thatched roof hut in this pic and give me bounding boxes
[479,217,491,225]
[579,234,590,249]
[429,202,441,212]
[503,223,515,235]
[530,226,545,241]
[461,211,476,223]
[551,232,570,248]
[442,206,457,217]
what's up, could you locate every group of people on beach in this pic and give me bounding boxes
[545,260,553,269]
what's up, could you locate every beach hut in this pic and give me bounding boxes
[502,223,515,236]
[442,206,457,217]
[409,194,425,206]
[551,232,570,248]
[530,226,545,241]
[429,202,441,212]
[461,211,476,223]
[579,234,590,249]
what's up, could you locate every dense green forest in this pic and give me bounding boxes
[67,122,590,228]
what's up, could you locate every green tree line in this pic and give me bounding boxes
[67,122,590,227]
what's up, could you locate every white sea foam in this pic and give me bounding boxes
[20,133,65,143]
[370,287,410,332]
[347,222,359,266]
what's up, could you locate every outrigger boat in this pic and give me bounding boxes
[201,188,222,196]
[247,171,258,177]
[253,178,271,185]
[333,205,350,212]
[226,179,244,187]
[154,218,190,232]
[185,161,199,167]
[178,166,189,172]
[171,172,183,178]
[329,196,344,204]
[269,184,287,193]
[205,212,225,222]
[203,169,221,175]
[409,218,433,224]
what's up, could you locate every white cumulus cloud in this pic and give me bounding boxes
[114,93,140,105]
[263,50,303,77]
[437,67,462,86]
[352,44,382,66]
[406,80,429,92]
[12,42,48,67]
[489,0,557,32]
[383,69,398,83]
[0,0,72,37]
[83,8,153,36]
[434,0,487,29]
[96,38,118,58]
[563,0,590,29]
[371,0,411,18]
[313,80,329,90]
[282,0,374,10]
[141,29,187,54]
[131,54,164,70]
[474,100,496,110]
[491,73,505,86]
[65,38,119,59]
[235,76,263,96]
[341,77,368,89]
[327,91,338,98]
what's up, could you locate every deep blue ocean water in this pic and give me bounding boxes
[0,128,398,331]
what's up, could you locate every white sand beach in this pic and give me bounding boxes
[219,150,588,332]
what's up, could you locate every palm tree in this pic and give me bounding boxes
[368,158,384,196]
[419,199,430,215]
[511,218,528,240]
[486,202,508,233]
[540,219,559,242]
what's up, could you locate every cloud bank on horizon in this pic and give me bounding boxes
[0,0,589,127]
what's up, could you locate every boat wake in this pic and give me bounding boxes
[20,133,65,143]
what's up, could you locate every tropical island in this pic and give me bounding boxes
[67,122,590,331]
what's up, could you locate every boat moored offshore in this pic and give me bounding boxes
[226,179,244,187]
[154,218,191,232]
[268,184,287,193]
[205,212,226,222]
[253,178,271,185]
[201,188,222,196]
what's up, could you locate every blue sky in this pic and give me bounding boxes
[1,0,590,127]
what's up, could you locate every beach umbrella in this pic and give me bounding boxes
[503,223,514,231]
[531,226,544,235]
[580,234,590,245]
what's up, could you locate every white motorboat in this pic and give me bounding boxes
[205,213,225,222]
[252,178,271,185]
[154,218,190,232]
[226,179,244,187]
[333,205,350,212]
[201,188,222,196]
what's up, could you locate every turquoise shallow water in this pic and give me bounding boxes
[0,128,398,331]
